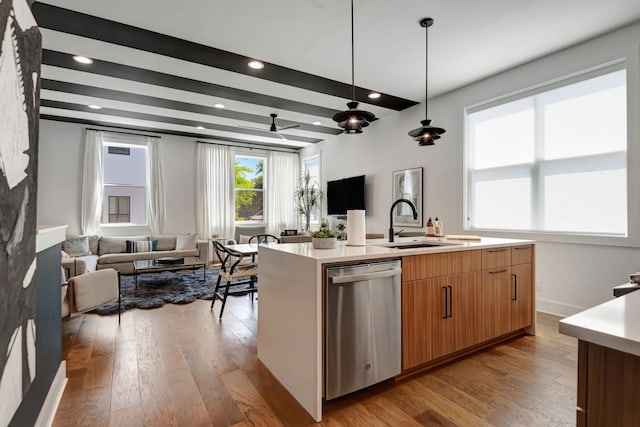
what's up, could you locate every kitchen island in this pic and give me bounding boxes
[257,236,535,422]
[559,289,640,426]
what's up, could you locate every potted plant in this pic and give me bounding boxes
[311,219,338,249]
[295,171,322,231]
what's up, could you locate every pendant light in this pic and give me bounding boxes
[332,0,375,134]
[408,17,445,146]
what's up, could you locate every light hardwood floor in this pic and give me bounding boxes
[54,297,577,426]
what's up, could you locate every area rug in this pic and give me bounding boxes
[92,267,219,315]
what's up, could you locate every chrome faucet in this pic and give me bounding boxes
[389,198,418,242]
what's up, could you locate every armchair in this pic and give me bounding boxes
[63,268,121,323]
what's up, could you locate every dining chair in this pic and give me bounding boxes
[248,234,281,244]
[211,240,258,319]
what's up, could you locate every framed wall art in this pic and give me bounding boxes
[392,167,423,227]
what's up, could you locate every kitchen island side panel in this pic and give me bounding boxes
[257,246,323,422]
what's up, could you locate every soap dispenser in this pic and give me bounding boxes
[426,217,435,237]
[434,217,444,237]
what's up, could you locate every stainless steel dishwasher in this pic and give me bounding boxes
[325,259,402,400]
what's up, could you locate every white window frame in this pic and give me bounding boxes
[302,153,322,227]
[463,59,638,247]
[100,135,149,227]
[234,151,267,225]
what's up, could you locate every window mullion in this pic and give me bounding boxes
[532,95,544,231]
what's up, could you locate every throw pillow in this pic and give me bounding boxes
[99,236,147,255]
[151,235,176,251]
[87,235,100,255]
[151,239,158,251]
[239,234,251,244]
[99,237,128,255]
[126,240,152,253]
[176,233,197,250]
[134,240,151,252]
[62,236,91,257]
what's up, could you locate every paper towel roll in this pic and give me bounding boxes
[346,210,366,246]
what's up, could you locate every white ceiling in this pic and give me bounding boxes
[36,0,640,148]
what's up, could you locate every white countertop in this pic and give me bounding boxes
[36,224,67,253]
[259,236,535,264]
[559,290,640,357]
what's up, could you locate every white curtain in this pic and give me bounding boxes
[196,143,235,240]
[146,136,166,234]
[266,151,299,235]
[80,130,104,235]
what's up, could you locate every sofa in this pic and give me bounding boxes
[61,233,208,276]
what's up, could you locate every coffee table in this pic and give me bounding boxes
[132,257,206,288]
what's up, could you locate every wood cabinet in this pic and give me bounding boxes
[481,245,533,340]
[481,267,512,340]
[576,340,640,426]
[402,244,535,372]
[402,250,482,370]
[402,272,482,369]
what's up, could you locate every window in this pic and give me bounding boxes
[108,196,130,223]
[235,155,265,222]
[102,140,147,225]
[466,67,627,236]
[303,155,321,225]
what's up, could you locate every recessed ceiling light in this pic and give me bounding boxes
[88,104,102,109]
[248,60,264,69]
[312,121,322,126]
[214,103,225,109]
[73,55,93,64]
[368,92,381,99]
[196,126,205,130]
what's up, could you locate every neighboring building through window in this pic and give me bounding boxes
[303,155,321,225]
[465,66,627,236]
[102,141,147,225]
[108,195,131,223]
[235,155,265,222]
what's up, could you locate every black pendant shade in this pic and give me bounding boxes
[409,17,445,146]
[333,0,375,133]
[409,119,445,146]
[333,101,375,134]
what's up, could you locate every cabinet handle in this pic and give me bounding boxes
[487,248,507,253]
[514,247,529,250]
[512,273,517,301]
[447,285,453,318]
[488,269,508,274]
[442,286,448,319]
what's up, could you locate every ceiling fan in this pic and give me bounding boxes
[240,113,300,140]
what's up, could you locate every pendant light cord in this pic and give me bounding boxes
[424,22,429,120]
[351,0,355,102]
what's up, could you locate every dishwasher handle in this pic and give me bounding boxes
[330,267,402,285]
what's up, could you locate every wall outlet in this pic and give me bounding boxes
[536,280,542,293]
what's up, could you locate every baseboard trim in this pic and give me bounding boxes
[35,361,67,427]
[536,298,585,317]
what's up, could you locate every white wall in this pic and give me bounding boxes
[37,120,198,236]
[305,21,640,316]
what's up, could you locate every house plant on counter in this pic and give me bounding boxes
[295,171,321,231]
[311,219,337,249]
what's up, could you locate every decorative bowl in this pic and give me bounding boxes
[312,237,337,249]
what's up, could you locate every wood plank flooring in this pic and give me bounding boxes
[54,298,577,426]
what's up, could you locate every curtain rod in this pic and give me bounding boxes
[86,127,161,139]
[197,139,300,153]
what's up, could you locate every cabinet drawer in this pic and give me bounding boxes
[402,250,481,281]
[511,245,533,265]
[481,247,511,269]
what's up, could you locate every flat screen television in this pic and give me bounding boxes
[327,175,365,215]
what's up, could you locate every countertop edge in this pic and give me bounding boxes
[559,291,640,357]
[36,224,68,253]
[261,237,535,264]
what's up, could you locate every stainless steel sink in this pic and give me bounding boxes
[377,241,455,249]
